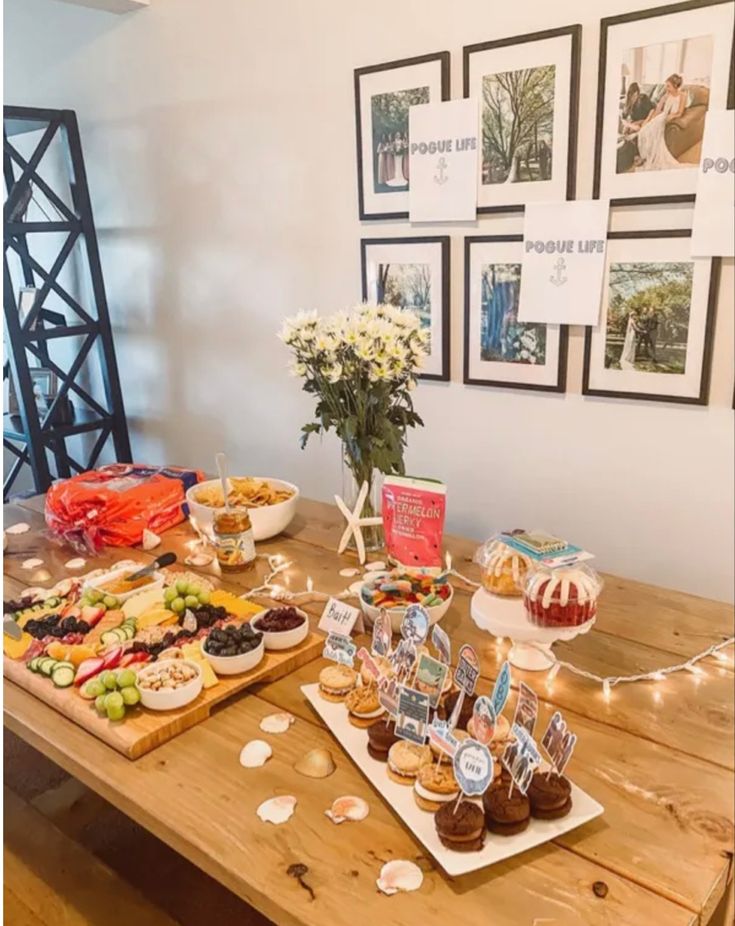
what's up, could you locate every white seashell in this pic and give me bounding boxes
[239,739,272,768]
[5,522,30,535]
[256,795,296,825]
[339,568,360,577]
[184,551,214,567]
[20,586,49,603]
[142,529,161,551]
[51,578,74,597]
[64,558,87,571]
[21,558,44,570]
[364,561,387,572]
[325,795,369,824]
[348,580,364,595]
[376,860,424,896]
[294,748,336,779]
[259,712,295,734]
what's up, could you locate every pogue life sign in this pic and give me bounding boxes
[409,98,479,222]
[518,200,610,326]
[691,110,735,258]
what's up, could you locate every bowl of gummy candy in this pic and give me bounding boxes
[359,568,453,632]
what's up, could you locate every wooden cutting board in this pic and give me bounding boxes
[3,632,323,759]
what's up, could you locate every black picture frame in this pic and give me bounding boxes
[354,52,450,221]
[462,24,582,215]
[582,229,720,405]
[593,0,735,206]
[463,235,569,393]
[360,236,451,382]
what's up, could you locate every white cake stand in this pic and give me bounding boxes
[470,588,595,671]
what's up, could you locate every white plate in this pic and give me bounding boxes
[302,682,604,877]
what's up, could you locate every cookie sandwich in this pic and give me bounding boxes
[413,763,460,812]
[318,664,357,702]
[345,685,385,728]
[386,741,431,786]
[528,771,572,820]
[435,800,486,852]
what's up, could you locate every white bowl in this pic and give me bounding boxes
[135,659,203,711]
[251,607,310,651]
[186,477,299,542]
[200,633,265,675]
[85,566,165,604]
[358,571,454,633]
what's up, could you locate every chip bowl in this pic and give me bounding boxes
[186,477,299,542]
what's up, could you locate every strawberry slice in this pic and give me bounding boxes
[80,605,105,627]
[61,604,82,619]
[120,651,150,668]
[101,646,124,670]
[74,657,105,686]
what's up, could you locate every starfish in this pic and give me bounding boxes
[334,481,383,565]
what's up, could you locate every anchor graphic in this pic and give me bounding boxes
[549,256,568,287]
[434,156,449,185]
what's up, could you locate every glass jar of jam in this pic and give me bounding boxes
[213,508,256,571]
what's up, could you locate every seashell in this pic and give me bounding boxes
[51,578,74,597]
[376,860,424,896]
[240,739,273,768]
[348,580,364,595]
[325,795,369,824]
[256,795,296,825]
[64,558,87,571]
[21,558,44,570]
[294,748,336,779]
[365,561,387,572]
[259,712,295,734]
[5,522,30,535]
[184,551,214,567]
[142,528,161,551]
[20,586,49,603]
[339,568,360,577]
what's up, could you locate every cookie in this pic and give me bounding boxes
[441,689,477,731]
[318,665,357,702]
[482,782,530,836]
[345,684,385,728]
[435,800,485,852]
[413,763,459,812]
[367,718,400,762]
[528,772,572,820]
[387,741,431,785]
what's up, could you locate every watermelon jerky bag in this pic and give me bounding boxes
[381,475,446,569]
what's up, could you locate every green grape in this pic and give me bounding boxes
[106,703,126,722]
[187,585,201,598]
[94,694,107,716]
[171,597,186,613]
[121,686,141,706]
[86,678,106,699]
[103,595,118,609]
[87,589,102,605]
[184,595,199,609]
[116,668,137,688]
[78,596,91,609]
[176,580,189,595]
[163,587,177,603]
[104,690,123,710]
[197,590,210,606]
[101,670,118,690]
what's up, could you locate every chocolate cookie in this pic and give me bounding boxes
[528,772,572,820]
[435,800,485,852]
[440,689,477,731]
[366,718,399,761]
[482,782,530,836]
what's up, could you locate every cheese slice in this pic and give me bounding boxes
[123,588,165,620]
[3,631,33,660]
[209,589,264,620]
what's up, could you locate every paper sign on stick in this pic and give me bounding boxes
[502,723,542,795]
[396,686,431,745]
[491,661,512,716]
[541,711,577,776]
[431,623,451,665]
[389,639,417,682]
[414,653,449,708]
[691,110,735,257]
[513,682,539,737]
[454,644,480,696]
[472,695,496,746]
[453,738,494,797]
[356,647,381,682]
[377,676,399,718]
[371,609,392,657]
[401,604,429,645]
[319,598,361,637]
[322,632,357,667]
[428,718,458,759]
[518,200,609,326]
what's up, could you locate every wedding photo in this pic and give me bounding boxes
[603,261,694,374]
[371,86,429,193]
[615,35,713,175]
[481,65,555,184]
[375,261,432,343]
[479,263,547,364]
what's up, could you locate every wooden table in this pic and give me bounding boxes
[4,495,734,926]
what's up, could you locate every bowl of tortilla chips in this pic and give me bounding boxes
[186,476,299,542]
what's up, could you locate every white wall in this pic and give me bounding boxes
[4,0,734,601]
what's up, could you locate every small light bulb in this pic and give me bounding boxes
[546,664,561,689]
[602,679,611,702]
[496,637,505,645]
[652,671,665,682]
[652,688,662,705]
[686,664,704,676]
[445,552,453,572]
[715,651,729,664]
[306,576,314,593]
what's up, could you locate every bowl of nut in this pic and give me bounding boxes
[200,622,265,675]
[135,659,203,711]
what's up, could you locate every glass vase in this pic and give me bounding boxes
[341,451,384,554]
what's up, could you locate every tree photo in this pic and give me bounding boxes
[481,65,555,184]
[376,262,432,345]
[480,263,547,364]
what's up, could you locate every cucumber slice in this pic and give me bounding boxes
[54,661,75,673]
[28,657,41,672]
[51,665,75,688]
[39,658,57,677]
[122,624,135,640]
[99,630,117,646]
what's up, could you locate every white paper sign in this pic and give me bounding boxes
[691,111,735,258]
[409,99,479,222]
[318,597,362,636]
[518,201,609,326]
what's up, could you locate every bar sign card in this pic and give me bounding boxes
[318,597,362,636]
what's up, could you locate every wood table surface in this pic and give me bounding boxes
[3,495,734,926]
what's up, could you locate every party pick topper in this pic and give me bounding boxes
[401,604,429,645]
[431,623,451,665]
[396,685,431,746]
[428,717,458,759]
[513,682,539,737]
[472,695,496,746]
[372,609,392,657]
[541,711,577,777]
[322,632,357,668]
[502,723,542,795]
[377,675,399,718]
[390,638,417,681]
[356,646,381,683]
[453,738,494,797]
[454,643,480,696]
[414,653,449,708]
[491,660,512,716]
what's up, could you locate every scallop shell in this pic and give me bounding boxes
[256,795,296,825]
[142,528,161,551]
[325,795,369,824]
[184,551,214,567]
[21,558,44,570]
[64,558,87,571]
[364,561,387,572]
[339,568,360,578]
[5,522,30,535]
[294,748,336,779]
[259,712,295,734]
[239,739,272,768]
[376,860,424,896]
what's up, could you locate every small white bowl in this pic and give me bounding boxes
[135,659,203,711]
[359,571,454,633]
[200,633,265,675]
[85,566,165,604]
[251,607,310,651]
[186,477,299,542]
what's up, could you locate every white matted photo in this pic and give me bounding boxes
[361,236,450,381]
[594,0,735,204]
[583,232,720,404]
[354,52,449,220]
[464,236,568,392]
[463,26,581,213]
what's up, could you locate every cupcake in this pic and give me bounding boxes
[476,536,533,598]
[435,800,485,852]
[318,665,357,702]
[413,763,460,812]
[345,685,385,728]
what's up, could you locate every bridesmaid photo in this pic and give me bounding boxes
[371,87,428,193]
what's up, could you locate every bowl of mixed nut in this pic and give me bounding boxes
[135,658,203,711]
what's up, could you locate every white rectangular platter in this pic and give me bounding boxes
[302,682,604,877]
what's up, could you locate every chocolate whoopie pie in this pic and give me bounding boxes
[528,772,572,820]
[440,690,477,730]
[435,800,486,852]
[366,718,399,762]
[482,783,530,836]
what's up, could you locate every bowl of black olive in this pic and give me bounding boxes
[200,622,264,675]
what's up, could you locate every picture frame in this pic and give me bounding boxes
[593,0,735,205]
[463,235,568,393]
[361,236,450,382]
[582,230,720,404]
[463,25,581,214]
[354,52,450,221]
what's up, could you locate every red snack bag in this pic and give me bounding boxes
[45,463,204,551]
[381,475,446,569]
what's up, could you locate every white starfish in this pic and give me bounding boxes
[334,481,383,565]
